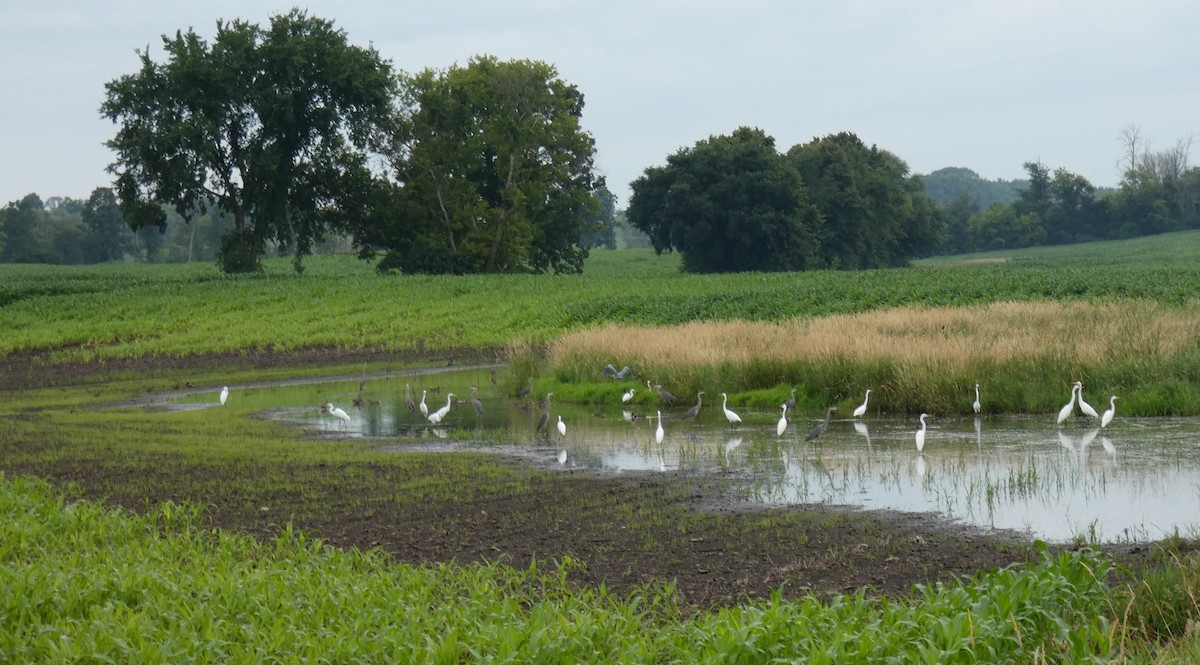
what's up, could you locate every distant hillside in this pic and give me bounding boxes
[920,167,1027,207]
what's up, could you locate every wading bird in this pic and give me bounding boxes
[428,393,455,424]
[915,413,930,452]
[557,415,567,437]
[359,364,367,393]
[326,402,351,427]
[621,388,636,403]
[469,386,484,414]
[537,392,555,433]
[805,406,838,442]
[852,389,870,418]
[419,390,429,417]
[649,381,678,404]
[783,388,797,412]
[219,386,229,406]
[683,391,705,420]
[404,383,416,412]
[777,404,788,436]
[1101,395,1118,428]
[973,384,981,415]
[655,411,664,444]
[1056,383,1078,425]
[720,392,741,424]
[1076,381,1099,419]
[516,376,533,399]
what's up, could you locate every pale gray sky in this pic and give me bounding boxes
[2,1,1197,207]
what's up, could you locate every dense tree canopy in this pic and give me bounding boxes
[372,56,599,275]
[101,9,399,273]
[627,127,820,273]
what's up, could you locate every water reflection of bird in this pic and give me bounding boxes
[419,390,429,417]
[537,392,554,433]
[1100,436,1116,456]
[557,449,567,465]
[469,386,484,414]
[973,384,981,414]
[915,413,930,452]
[1101,395,1118,428]
[1056,383,1078,425]
[805,406,837,442]
[655,411,664,444]
[974,416,981,446]
[915,454,927,479]
[853,389,870,418]
[683,391,705,420]
[853,420,870,448]
[622,388,636,403]
[219,386,229,406]
[428,393,455,424]
[1076,381,1099,419]
[724,436,743,454]
[721,392,741,424]
[777,404,788,436]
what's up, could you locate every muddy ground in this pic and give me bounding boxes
[1,348,1159,611]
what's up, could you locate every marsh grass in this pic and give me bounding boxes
[547,300,1200,414]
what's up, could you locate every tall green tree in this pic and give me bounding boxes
[375,56,598,274]
[101,9,399,273]
[580,183,618,250]
[627,127,820,273]
[81,187,132,262]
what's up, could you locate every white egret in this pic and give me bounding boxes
[419,390,429,417]
[972,384,981,415]
[852,389,871,418]
[1101,395,1118,428]
[536,392,554,433]
[621,388,636,403]
[219,386,229,406]
[1076,382,1099,419]
[805,406,838,442]
[720,392,741,424]
[915,413,930,452]
[655,411,664,444]
[683,391,705,420]
[776,404,788,436]
[428,393,455,424]
[1056,383,1078,425]
[557,415,567,437]
[326,402,351,428]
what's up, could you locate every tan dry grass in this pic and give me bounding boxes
[548,300,1200,375]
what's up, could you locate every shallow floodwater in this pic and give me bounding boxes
[178,367,1200,543]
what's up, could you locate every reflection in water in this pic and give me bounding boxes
[186,369,1200,543]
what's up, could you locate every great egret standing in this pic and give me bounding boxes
[655,411,664,444]
[557,415,567,437]
[404,384,416,412]
[537,392,554,433]
[776,404,788,436]
[428,393,455,424]
[1056,383,1078,425]
[219,386,229,406]
[972,384,981,415]
[720,393,741,424]
[1076,382,1099,419]
[419,390,429,417]
[469,386,484,414]
[1101,395,1118,428]
[805,406,838,442]
[621,388,636,403]
[852,389,870,418]
[683,391,705,420]
[326,402,351,428]
[915,413,930,452]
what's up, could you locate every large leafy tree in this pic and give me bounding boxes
[101,9,399,272]
[81,187,132,262]
[627,127,820,273]
[374,56,598,274]
[787,132,942,268]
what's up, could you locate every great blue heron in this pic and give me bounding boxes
[419,390,429,417]
[853,389,871,418]
[682,391,704,420]
[517,376,533,399]
[469,386,484,414]
[557,415,567,437]
[1056,383,1078,424]
[655,410,664,444]
[720,392,741,424]
[783,388,796,411]
[219,386,229,406]
[621,388,636,403]
[359,363,367,393]
[404,383,416,412]
[972,384,981,415]
[649,381,677,404]
[804,406,838,442]
[603,363,634,380]
[428,393,455,424]
[1076,381,1099,419]
[915,413,930,452]
[776,404,788,436]
[1101,395,1118,428]
[537,392,555,433]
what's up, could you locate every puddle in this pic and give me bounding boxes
[167,368,1200,543]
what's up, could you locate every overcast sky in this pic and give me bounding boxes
[2,1,1197,207]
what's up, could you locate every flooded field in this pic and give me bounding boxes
[175,367,1200,544]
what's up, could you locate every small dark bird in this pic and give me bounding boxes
[682,391,705,420]
[805,406,838,442]
[516,376,533,399]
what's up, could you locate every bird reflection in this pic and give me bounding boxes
[853,421,871,449]
[915,454,927,479]
[557,449,567,465]
[1100,436,1116,456]
[974,416,981,446]
[724,436,743,454]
